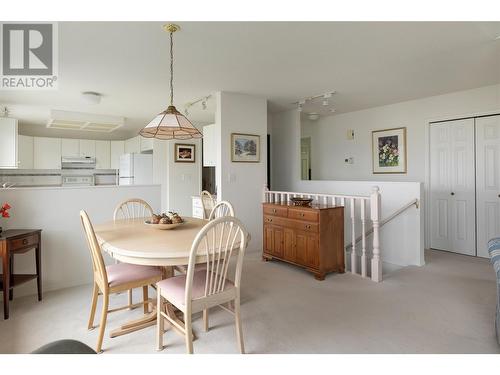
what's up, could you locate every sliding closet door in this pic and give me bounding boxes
[430,119,476,255]
[476,115,500,258]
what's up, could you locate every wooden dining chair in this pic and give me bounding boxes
[208,200,235,220]
[113,198,154,221]
[80,210,162,353]
[113,198,154,309]
[200,190,215,219]
[156,216,249,354]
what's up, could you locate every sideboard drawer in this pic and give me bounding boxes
[10,234,38,251]
[263,215,287,226]
[288,208,319,222]
[292,221,319,233]
[263,205,288,218]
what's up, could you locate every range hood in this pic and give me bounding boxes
[47,110,125,133]
[61,157,96,169]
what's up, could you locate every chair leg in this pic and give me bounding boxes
[96,292,109,353]
[128,289,133,310]
[234,297,245,354]
[88,283,99,330]
[203,309,209,332]
[142,285,149,314]
[156,290,164,351]
[184,312,193,354]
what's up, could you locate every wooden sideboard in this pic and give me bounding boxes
[262,203,344,280]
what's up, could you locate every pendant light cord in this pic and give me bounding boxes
[170,31,174,106]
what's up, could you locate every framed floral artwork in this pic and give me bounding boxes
[174,143,195,162]
[231,133,260,162]
[372,127,407,174]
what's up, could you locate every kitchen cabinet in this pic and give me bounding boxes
[125,136,140,154]
[61,138,80,157]
[95,140,111,169]
[110,141,125,169]
[34,137,62,169]
[18,135,34,169]
[262,203,344,280]
[0,118,18,168]
[79,140,96,157]
[140,137,153,152]
[202,124,216,167]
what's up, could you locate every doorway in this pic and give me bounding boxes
[429,114,500,258]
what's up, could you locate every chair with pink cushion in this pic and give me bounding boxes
[156,216,249,354]
[80,210,162,353]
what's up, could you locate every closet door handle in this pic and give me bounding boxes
[450,192,455,196]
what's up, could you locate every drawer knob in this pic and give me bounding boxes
[300,213,305,217]
[22,239,28,245]
[272,209,277,213]
[269,218,273,222]
[306,225,311,229]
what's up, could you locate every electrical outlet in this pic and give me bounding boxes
[344,157,354,164]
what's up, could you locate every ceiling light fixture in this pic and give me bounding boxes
[139,24,202,140]
[82,91,102,105]
[308,112,320,121]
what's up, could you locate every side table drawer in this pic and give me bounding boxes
[9,234,38,251]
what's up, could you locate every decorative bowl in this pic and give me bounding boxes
[290,197,313,207]
[144,220,185,230]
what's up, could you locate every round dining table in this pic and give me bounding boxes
[93,216,209,340]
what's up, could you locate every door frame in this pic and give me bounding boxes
[424,109,500,253]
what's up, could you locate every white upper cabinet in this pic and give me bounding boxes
[79,139,96,157]
[95,140,111,169]
[0,118,18,168]
[61,138,80,157]
[140,136,153,152]
[18,135,34,169]
[203,124,216,167]
[110,140,125,169]
[125,136,141,154]
[34,137,62,169]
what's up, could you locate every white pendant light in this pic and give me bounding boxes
[140,24,202,140]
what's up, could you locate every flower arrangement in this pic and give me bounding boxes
[378,136,399,167]
[0,202,11,234]
[1,202,11,218]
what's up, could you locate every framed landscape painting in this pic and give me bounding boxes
[174,143,195,162]
[231,133,260,162]
[372,127,407,174]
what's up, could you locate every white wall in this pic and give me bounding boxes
[0,185,161,299]
[272,83,500,251]
[270,108,424,267]
[152,138,202,216]
[297,84,500,182]
[216,92,268,252]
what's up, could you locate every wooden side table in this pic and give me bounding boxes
[0,229,42,319]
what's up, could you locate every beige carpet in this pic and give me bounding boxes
[1,249,499,354]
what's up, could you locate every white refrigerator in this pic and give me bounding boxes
[119,153,153,185]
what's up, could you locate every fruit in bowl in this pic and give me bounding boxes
[145,211,184,230]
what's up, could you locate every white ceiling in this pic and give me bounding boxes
[1,21,500,139]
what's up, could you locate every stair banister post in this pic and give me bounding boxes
[370,186,382,282]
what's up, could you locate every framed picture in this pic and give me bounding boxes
[174,143,195,163]
[372,127,407,174]
[231,133,260,162]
